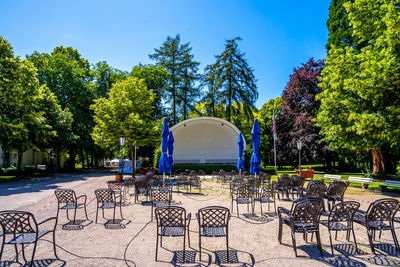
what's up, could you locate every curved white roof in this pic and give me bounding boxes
[170,117,245,164]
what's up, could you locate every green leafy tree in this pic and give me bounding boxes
[91,77,160,166]
[130,64,169,119]
[317,0,400,174]
[149,34,200,124]
[28,47,95,170]
[258,97,283,167]
[204,37,258,122]
[0,37,65,172]
[92,61,127,99]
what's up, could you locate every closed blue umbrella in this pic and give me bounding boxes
[237,133,245,173]
[158,118,170,180]
[167,131,174,174]
[250,119,261,175]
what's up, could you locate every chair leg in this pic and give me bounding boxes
[352,228,359,253]
[31,241,38,267]
[291,230,297,257]
[199,233,202,261]
[328,230,334,255]
[95,206,99,224]
[22,244,27,262]
[73,206,77,223]
[155,234,159,261]
[367,229,375,253]
[236,202,239,217]
[119,204,123,219]
[316,230,323,256]
[226,232,229,261]
[260,202,263,216]
[391,227,400,252]
[278,219,282,243]
[53,229,58,259]
[84,204,89,220]
[183,232,186,262]
[0,237,4,263]
[187,227,191,248]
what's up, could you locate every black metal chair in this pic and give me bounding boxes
[197,206,230,261]
[289,175,306,199]
[134,180,150,203]
[278,198,324,256]
[94,188,124,226]
[353,198,400,253]
[273,175,292,200]
[320,201,360,255]
[54,189,89,227]
[151,186,172,221]
[303,180,327,199]
[231,184,253,217]
[0,210,58,266]
[253,182,276,215]
[155,206,191,261]
[325,181,347,211]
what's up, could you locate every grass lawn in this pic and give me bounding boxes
[0,176,16,182]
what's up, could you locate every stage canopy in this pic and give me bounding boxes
[170,117,245,164]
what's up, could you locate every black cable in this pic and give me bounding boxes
[123,221,151,267]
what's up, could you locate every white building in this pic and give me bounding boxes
[170,117,245,164]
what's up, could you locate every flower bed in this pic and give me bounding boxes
[294,167,315,178]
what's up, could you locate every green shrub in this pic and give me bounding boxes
[153,146,161,169]
[173,164,237,174]
[1,165,17,174]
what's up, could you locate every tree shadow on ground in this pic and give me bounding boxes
[298,244,367,267]
[0,172,112,197]
[354,243,400,266]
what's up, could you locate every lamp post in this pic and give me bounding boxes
[119,137,125,182]
[296,140,302,177]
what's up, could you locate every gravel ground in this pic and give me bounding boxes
[1,171,400,266]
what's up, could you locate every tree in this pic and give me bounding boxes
[276,59,329,167]
[91,77,160,166]
[92,61,127,99]
[149,34,200,124]
[204,37,258,122]
[0,37,70,172]
[28,47,95,170]
[258,97,283,167]
[317,0,400,174]
[130,64,169,119]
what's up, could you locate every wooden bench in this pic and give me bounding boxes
[320,174,342,183]
[345,176,374,189]
[380,180,400,192]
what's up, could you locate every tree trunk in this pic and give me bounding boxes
[68,147,76,171]
[370,148,393,174]
[17,152,23,177]
[81,149,85,169]
[131,146,135,178]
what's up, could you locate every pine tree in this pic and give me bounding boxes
[204,37,258,122]
[149,34,200,124]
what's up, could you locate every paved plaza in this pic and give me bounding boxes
[1,171,400,266]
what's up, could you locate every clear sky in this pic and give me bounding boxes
[0,0,330,108]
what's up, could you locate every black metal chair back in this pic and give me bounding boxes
[0,211,37,234]
[366,198,400,229]
[307,180,327,198]
[198,206,230,228]
[95,188,115,203]
[55,189,76,204]
[155,206,186,228]
[329,201,360,224]
[327,181,347,199]
[292,199,324,227]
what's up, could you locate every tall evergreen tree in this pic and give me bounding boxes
[149,35,199,124]
[204,37,258,122]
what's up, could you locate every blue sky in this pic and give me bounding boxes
[0,0,330,108]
